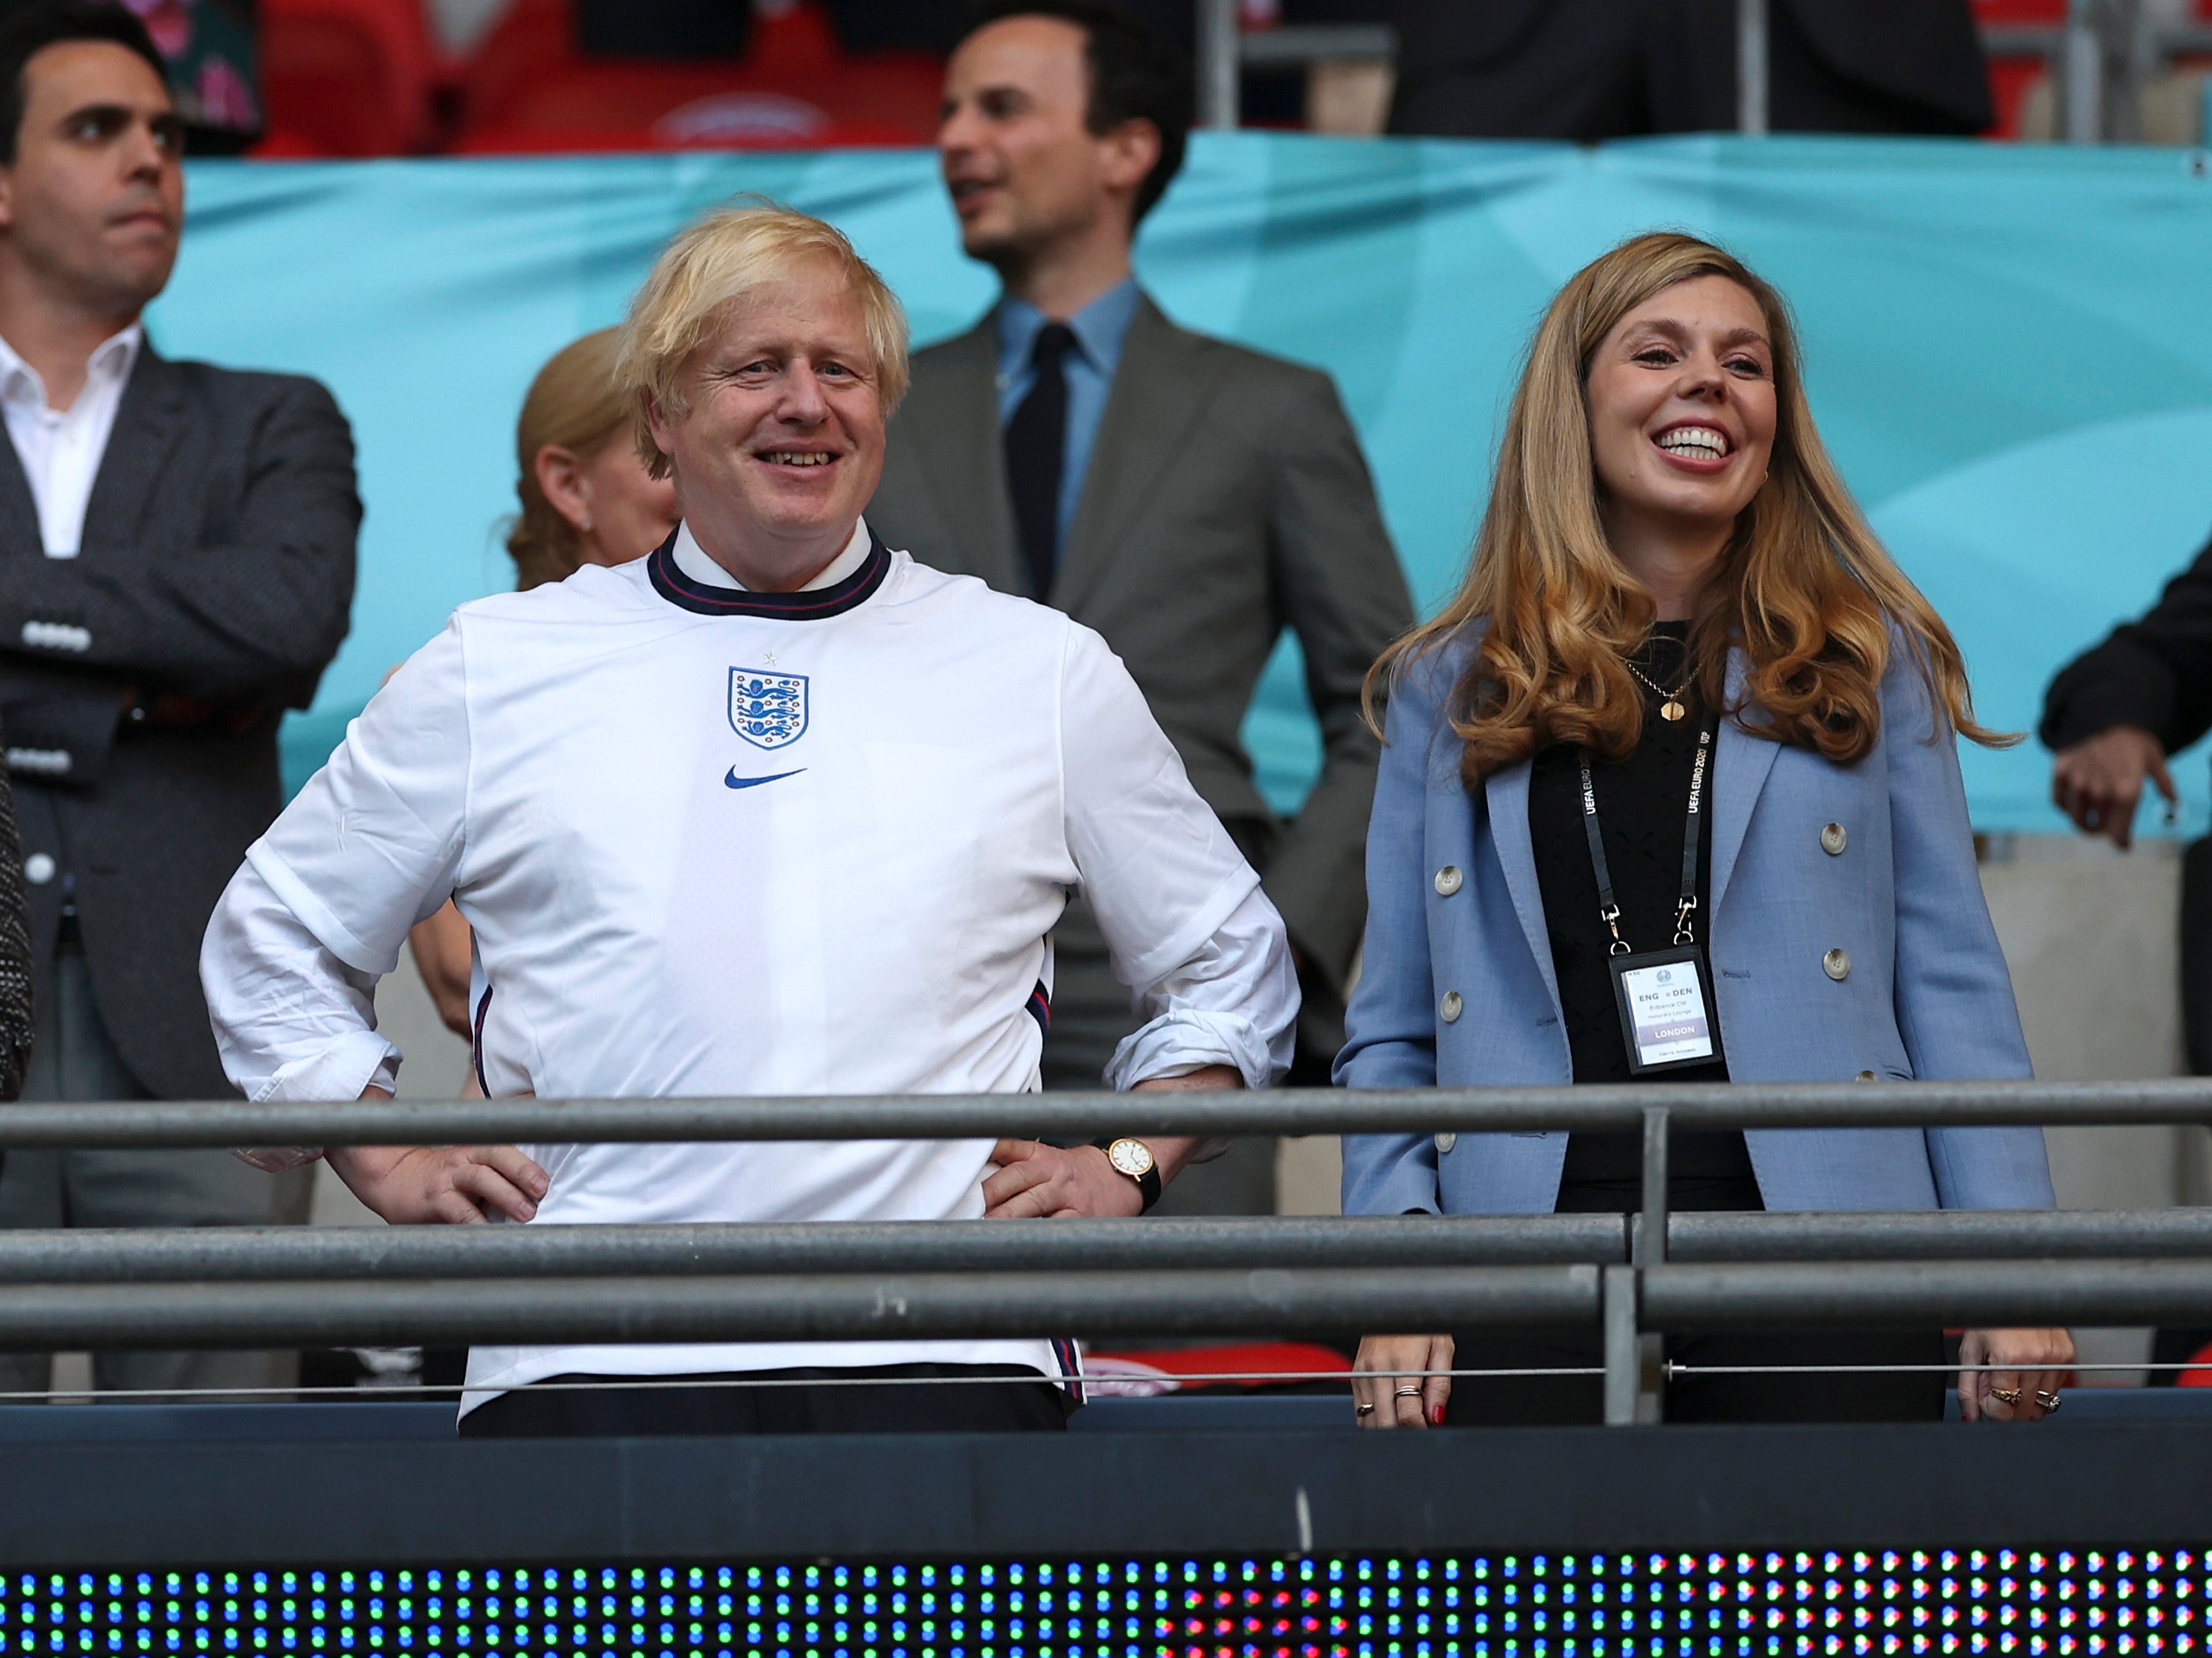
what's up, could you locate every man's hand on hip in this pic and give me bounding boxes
[984,1064,1239,1218]
[327,1084,549,1225]
[984,1140,1150,1217]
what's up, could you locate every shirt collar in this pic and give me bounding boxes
[0,322,142,414]
[671,517,872,592]
[649,519,890,621]
[995,277,1141,384]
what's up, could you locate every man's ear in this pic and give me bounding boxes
[0,164,18,234]
[1098,117,1161,200]
[642,391,675,461]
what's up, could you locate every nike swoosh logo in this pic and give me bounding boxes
[724,767,805,790]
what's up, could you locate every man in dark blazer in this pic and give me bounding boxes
[0,0,358,1396]
[868,1,1411,1212]
[2040,527,2212,1379]
[1386,0,1993,140]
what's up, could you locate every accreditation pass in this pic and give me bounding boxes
[1610,945,1718,1073]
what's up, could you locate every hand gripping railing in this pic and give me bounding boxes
[1,1080,2210,1423]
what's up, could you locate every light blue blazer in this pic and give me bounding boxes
[1337,633,2056,1217]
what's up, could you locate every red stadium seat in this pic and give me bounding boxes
[1982,55,2045,139]
[1084,1341,1352,1395]
[1972,0,2064,140]
[456,0,571,137]
[456,0,941,155]
[255,0,439,156]
[2178,1340,2212,1387]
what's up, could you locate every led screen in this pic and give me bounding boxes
[3,1547,2195,1657]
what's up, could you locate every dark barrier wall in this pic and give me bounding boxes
[4,1421,2211,1653]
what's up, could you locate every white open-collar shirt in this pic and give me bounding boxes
[0,323,142,558]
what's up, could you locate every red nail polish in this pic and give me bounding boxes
[1429,1403,1445,1427]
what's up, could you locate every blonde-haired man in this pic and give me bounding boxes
[199,204,1296,1437]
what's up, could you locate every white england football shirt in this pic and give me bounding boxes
[203,520,1295,1412]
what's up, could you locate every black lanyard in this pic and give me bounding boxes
[1577,725,1713,956]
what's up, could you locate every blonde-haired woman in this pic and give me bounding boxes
[1340,232,2072,1429]
[409,329,678,1034]
[506,327,681,590]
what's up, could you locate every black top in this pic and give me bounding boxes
[2041,523,2212,755]
[1526,624,1759,1212]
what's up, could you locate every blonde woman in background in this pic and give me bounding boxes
[410,330,680,1036]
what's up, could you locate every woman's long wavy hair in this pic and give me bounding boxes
[1368,231,2009,786]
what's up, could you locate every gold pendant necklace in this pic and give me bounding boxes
[1625,660,1689,721]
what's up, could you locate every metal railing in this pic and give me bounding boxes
[1738,0,1770,136]
[0,1080,2208,1424]
[11,1076,2212,1146]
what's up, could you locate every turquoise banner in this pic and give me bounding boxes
[149,134,2212,833]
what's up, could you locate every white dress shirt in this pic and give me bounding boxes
[0,324,142,558]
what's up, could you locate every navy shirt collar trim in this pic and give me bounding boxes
[647,529,890,619]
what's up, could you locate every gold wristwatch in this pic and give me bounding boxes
[1101,1137,1161,1212]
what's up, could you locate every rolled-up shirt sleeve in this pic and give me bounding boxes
[1105,883,1296,1090]
[1055,622,1298,1090]
[206,861,401,1107]
[199,621,471,1126]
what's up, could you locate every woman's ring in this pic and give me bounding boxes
[2036,1390,2062,1411]
[1355,1402,1376,1415]
[1989,1386,2021,1406]
[1394,1385,1422,1398]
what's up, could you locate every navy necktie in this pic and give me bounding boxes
[1004,322,1077,602]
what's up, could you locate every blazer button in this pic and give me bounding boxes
[1855,1069,1877,1081]
[1823,949,1851,981]
[21,853,52,885]
[1434,1132,1457,1154]
[1439,991,1464,1023]
[1433,865,1464,896]
[1821,823,1848,856]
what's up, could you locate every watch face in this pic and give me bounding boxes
[1107,1138,1155,1178]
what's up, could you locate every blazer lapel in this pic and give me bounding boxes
[1051,295,1230,617]
[908,320,1020,589]
[0,415,40,560]
[1483,757,1565,1014]
[81,345,184,551]
[1710,647,1781,917]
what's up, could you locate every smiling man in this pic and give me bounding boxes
[866,4,1411,1216]
[0,0,358,1403]
[200,206,1296,1437]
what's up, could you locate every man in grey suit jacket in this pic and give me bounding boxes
[0,0,359,1396]
[869,2,1411,1210]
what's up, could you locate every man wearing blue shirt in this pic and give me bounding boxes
[868,0,1411,1213]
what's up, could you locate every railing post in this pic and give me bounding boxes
[1602,1264,1640,1425]
[1638,1106,1670,1269]
[1197,0,1239,130]
[2064,0,2104,142]
[1630,1105,1670,1421]
[1736,0,1770,136]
